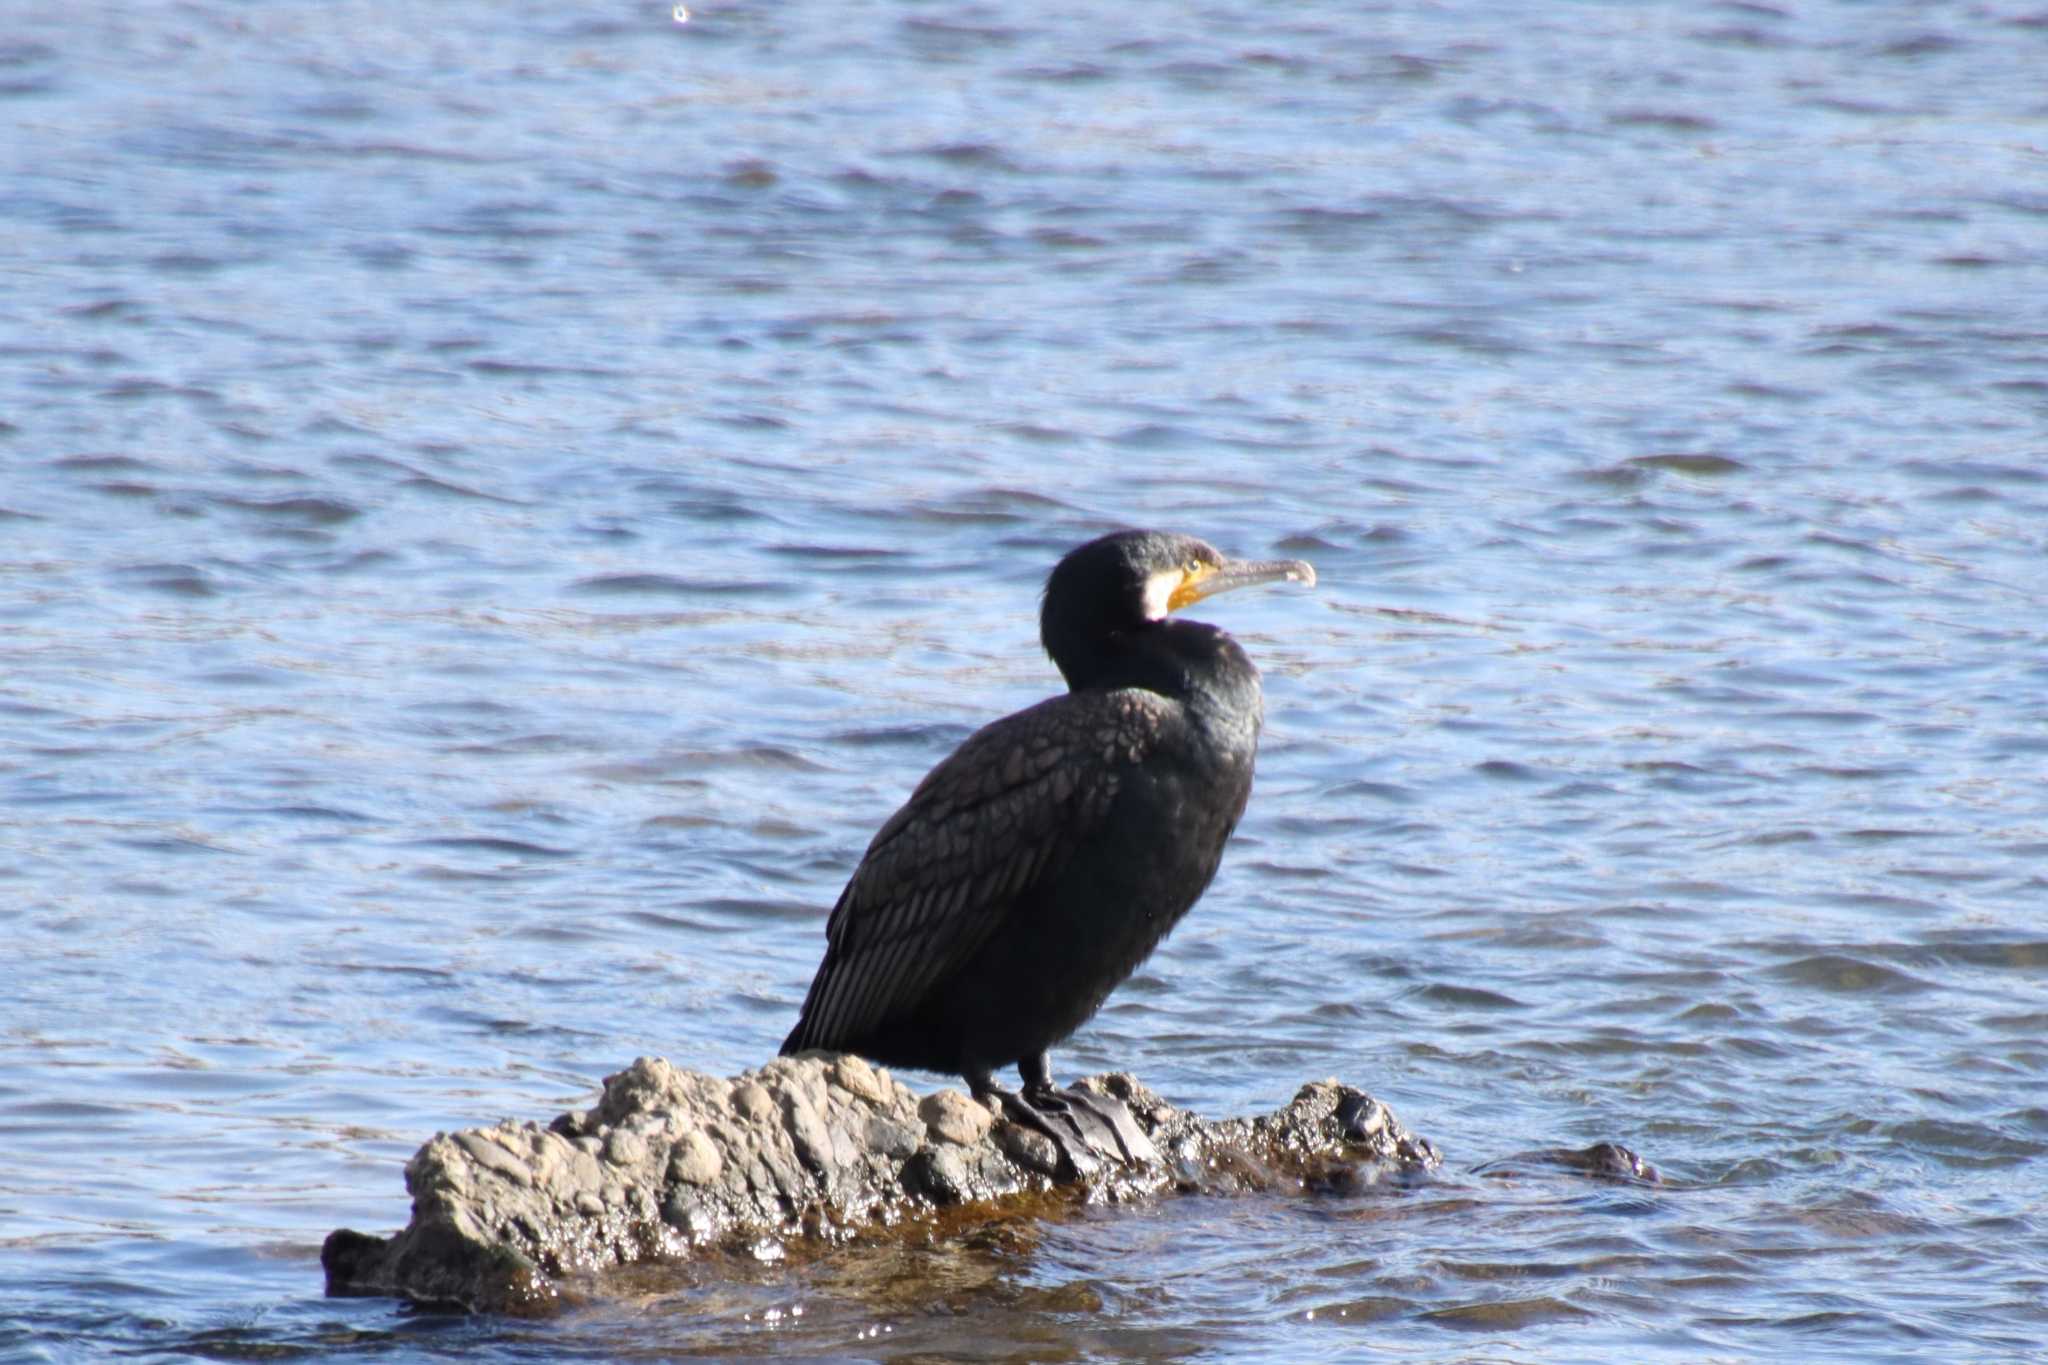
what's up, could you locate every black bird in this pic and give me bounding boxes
[781,529,1314,1158]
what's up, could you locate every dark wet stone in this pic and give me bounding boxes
[321,1055,1447,1315]
[1472,1141,1661,1184]
[903,1144,974,1205]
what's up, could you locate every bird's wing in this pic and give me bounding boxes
[788,687,1175,1050]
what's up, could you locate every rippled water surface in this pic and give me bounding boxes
[5,1,2047,1358]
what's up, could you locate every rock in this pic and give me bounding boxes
[667,1128,721,1186]
[602,1128,648,1168]
[831,1053,884,1104]
[780,1092,831,1174]
[918,1089,994,1147]
[454,1130,532,1187]
[1472,1142,1661,1184]
[321,1056,1446,1315]
[904,1144,973,1205]
[730,1081,775,1123]
[864,1112,921,1159]
[996,1120,1063,1178]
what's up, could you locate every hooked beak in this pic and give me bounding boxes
[1166,556,1317,613]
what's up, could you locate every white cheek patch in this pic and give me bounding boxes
[1141,568,1183,620]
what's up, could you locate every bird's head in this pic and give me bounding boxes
[1040,529,1315,688]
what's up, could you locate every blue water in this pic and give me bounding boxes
[4,1,2046,1358]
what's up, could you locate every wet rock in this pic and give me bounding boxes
[1473,1141,1661,1184]
[903,1143,975,1205]
[997,1120,1063,1178]
[864,1111,922,1159]
[322,1056,1445,1315]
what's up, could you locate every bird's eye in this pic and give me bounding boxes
[1185,559,1203,575]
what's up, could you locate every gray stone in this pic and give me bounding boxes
[997,1120,1061,1177]
[603,1128,649,1168]
[322,1055,1459,1316]
[863,1113,921,1159]
[783,1092,835,1176]
[904,1144,973,1205]
[455,1131,533,1188]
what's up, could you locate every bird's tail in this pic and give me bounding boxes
[777,1018,809,1056]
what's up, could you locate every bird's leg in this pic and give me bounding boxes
[1018,1051,1070,1111]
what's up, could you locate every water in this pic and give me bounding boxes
[3,0,2045,1357]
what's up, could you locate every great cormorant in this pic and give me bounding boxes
[781,529,1315,1163]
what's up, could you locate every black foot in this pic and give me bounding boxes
[1019,1052,1155,1165]
[1021,1080,1070,1113]
[1006,1085,1106,1179]
[1053,1084,1157,1166]
[961,1056,1149,1175]
[970,1077,1101,1179]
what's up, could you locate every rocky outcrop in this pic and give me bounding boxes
[322,1054,1443,1315]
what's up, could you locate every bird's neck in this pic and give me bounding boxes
[1056,619,1262,726]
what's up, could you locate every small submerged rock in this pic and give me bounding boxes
[1472,1141,1662,1184]
[322,1054,1445,1314]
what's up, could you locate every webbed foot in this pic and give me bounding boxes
[969,1076,1102,1180]
[976,1054,1154,1174]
